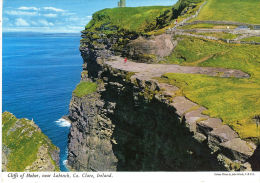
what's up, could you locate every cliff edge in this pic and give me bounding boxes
[67,0,260,171]
[2,112,60,172]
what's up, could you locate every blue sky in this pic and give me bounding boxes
[3,0,177,33]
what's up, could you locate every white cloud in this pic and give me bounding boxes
[43,7,65,12]
[5,10,37,16]
[43,13,58,18]
[38,19,54,26]
[18,7,38,11]
[15,18,30,26]
[3,6,89,33]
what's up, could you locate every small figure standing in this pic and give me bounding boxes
[124,57,127,63]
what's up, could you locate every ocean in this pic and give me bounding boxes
[2,32,83,171]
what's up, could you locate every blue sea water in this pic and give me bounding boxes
[3,32,83,171]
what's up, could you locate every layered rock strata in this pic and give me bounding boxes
[67,31,259,171]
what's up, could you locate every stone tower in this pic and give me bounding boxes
[118,0,126,7]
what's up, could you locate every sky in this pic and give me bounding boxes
[3,0,177,33]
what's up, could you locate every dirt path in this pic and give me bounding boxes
[106,56,249,79]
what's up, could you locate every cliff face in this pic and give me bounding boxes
[68,64,222,171]
[66,0,260,171]
[66,29,260,171]
[2,112,60,172]
[68,92,117,171]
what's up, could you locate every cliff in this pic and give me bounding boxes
[2,112,60,172]
[67,0,260,171]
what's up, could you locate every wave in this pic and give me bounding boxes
[55,118,71,128]
[63,160,68,167]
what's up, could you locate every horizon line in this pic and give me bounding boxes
[2,31,82,34]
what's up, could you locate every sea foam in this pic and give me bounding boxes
[63,160,68,166]
[55,118,71,127]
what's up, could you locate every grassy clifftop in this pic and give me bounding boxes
[85,0,203,34]
[73,81,97,98]
[86,6,173,34]
[2,112,60,172]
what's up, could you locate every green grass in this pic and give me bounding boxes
[84,0,206,35]
[86,6,173,33]
[73,81,97,98]
[178,23,215,29]
[201,32,238,39]
[173,0,203,18]
[161,36,229,65]
[2,112,59,171]
[195,0,260,24]
[189,32,240,40]
[179,23,238,29]
[173,0,203,10]
[240,36,260,42]
[159,36,260,140]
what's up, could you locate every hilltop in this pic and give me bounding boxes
[85,0,205,35]
[85,6,173,34]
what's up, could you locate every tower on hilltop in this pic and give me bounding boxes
[118,0,126,7]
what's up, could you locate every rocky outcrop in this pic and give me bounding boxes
[67,29,260,171]
[126,34,176,63]
[2,112,60,172]
[24,145,59,171]
[80,30,176,64]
